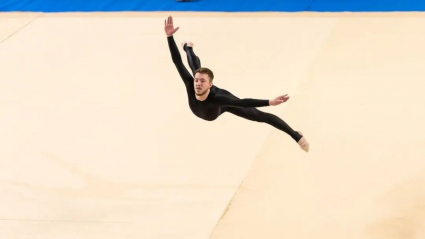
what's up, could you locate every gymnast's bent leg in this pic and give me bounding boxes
[183,43,201,75]
[224,106,303,142]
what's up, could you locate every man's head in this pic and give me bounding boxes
[194,67,214,96]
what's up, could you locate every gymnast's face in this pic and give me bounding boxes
[194,72,212,96]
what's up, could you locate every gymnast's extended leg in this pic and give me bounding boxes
[219,90,309,151]
[226,107,302,141]
[182,42,201,75]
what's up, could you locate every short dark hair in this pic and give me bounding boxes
[194,67,214,82]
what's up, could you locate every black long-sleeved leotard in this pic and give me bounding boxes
[167,35,302,142]
[167,35,270,121]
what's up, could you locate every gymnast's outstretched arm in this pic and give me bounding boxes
[165,16,193,89]
[167,36,194,87]
[214,95,270,108]
[214,94,290,108]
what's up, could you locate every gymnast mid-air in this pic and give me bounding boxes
[164,16,309,152]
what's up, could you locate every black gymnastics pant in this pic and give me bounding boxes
[183,44,302,142]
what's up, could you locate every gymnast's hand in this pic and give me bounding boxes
[164,16,180,37]
[269,94,290,106]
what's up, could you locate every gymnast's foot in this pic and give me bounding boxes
[297,131,309,152]
[181,41,194,51]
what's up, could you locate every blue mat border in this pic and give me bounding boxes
[1,0,424,12]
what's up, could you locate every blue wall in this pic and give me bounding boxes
[1,0,424,12]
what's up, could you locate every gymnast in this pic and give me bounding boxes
[164,16,309,152]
